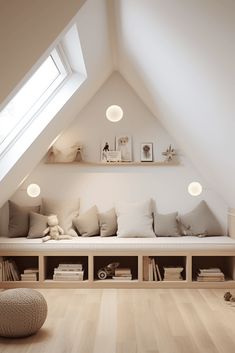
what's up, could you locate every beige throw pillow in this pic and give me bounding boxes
[73,206,99,237]
[154,212,180,237]
[8,201,40,238]
[99,208,117,237]
[42,198,79,236]
[178,200,223,237]
[27,212,48,239]
[116,200,155,238]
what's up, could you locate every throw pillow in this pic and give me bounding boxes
[8,200,40,238]
[154,212,180,237]
[73,206,99,237]
[27,212,48,239]
[178,200,223,237]
[99,208,117,237]
[116,200,155,238]
[41,198,79,236]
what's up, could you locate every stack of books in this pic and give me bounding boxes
[0,258,20,281]
[53,263,84,281]
[196,268,225,282]
[21,268,39,281]
[112,268,132,280]
[143,257,162,281]
[163,267,184,281]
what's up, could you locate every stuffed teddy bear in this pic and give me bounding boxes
[42,215,73,242]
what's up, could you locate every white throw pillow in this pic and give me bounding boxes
[116,200,155,238]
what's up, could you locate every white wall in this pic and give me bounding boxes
[1,72,227,236]
[114,0,235,207]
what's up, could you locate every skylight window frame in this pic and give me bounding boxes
[0,44,72,156]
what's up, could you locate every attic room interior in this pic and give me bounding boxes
[0,0,235,351]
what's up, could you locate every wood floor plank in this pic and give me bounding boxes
[0,289,235,353]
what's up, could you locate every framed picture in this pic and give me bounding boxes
[115,135,132,162]
[101,138,114,163]
[140,143,153,162]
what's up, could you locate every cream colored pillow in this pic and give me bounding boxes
[154,212,180,237]
[42,198,79,236]
[73,206,99,237]
[116,200,155,238]
[99,208,117,237]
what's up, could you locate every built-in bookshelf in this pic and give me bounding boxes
[0,252,235,288]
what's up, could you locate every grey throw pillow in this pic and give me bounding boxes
[178,200,223,237]
[99,208,117,237]
[73,206,99,237]
[154,212,180,237]
[42,198,79,236]
[27,212,48,239]
[8,201,40,238]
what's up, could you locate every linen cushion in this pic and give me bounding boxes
[41,198,79,236]
[116,200,155,238]
[154,212,180,237]
[178,200,223,237]
[27,212,48,239]
[73,206,99,237]
[8,201,40,238]
[99,208,117,237]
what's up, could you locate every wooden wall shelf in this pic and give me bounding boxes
[45,161,180,167]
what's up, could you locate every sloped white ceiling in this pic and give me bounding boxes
[113,0,235,206]
[0,0,113,207]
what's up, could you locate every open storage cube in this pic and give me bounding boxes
[94,256,138,281]
[192,256,235,282]
[44,256,88,281]
[143,256,187,281]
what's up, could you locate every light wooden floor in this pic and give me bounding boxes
[0,289,235,353]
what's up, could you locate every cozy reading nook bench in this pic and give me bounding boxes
[1,236,235,289]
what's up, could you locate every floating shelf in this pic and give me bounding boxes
[45,161,180,167]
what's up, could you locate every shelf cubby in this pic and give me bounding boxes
[192,256,235,282]
[94,256,138,281]
[44,256,88,281]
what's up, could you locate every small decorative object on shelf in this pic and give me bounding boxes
[196,268,225,282]
[53,263,84,281]
[112,267,132,281]
[46,142,83,163]
[163,267,184,281]
[106,150,122,162]
[140,143,153,162]
[97,262,120,280]
[162,144,176,162]
[116,135,132,162]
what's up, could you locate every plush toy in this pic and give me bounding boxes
[42,215,73,242]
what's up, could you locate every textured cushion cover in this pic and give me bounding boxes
[99,208,117,237]
[154,212,180,237]
[116,200,155,238]
[42,198,79,236]
[8,201,40,238]
[178,200,223,237]
[73,206,99,237]
[27,212,48,239]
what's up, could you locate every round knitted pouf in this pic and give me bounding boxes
[0,288,47,338]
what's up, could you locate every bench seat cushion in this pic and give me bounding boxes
[0,236,235,253]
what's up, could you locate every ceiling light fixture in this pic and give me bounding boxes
[106,105,123,122]
[188,182,202,196]
[27,183,41,198]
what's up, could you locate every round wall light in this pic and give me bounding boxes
[188,182,202,196]
[106,105,123,122]
[27,183,41,198]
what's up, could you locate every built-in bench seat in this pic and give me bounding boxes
[1,236,235,289]
[0,236,235,252]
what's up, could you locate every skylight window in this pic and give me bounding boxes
[0,47,70,148]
